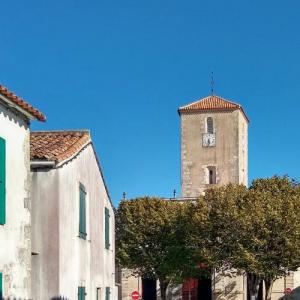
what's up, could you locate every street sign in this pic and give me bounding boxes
[131,291,140,300]
[284,288,292,294]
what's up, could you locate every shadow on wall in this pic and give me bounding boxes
[279,286,300,300]
[214,281,239,300]
[214,272,239,300]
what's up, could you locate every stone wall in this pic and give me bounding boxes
[180,110,248,198]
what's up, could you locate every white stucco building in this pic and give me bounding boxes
[0,85,46,298]
[30,130,116,300]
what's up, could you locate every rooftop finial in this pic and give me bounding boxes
[211,71,214,95]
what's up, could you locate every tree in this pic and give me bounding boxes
[116,197,209,300]
[196,184,261,297]
[197,177,300,300]
[249,177,300,300]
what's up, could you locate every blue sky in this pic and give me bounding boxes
[1,1,299,205]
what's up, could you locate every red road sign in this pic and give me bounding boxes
[132,291,140,300]
[284,288,292,294]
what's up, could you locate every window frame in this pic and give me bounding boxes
[0,272,3,299]
[78,286,86,300]
[96,287,101,300]
[105,287,110,300]
[206,117,214,134]
[207,166,217,185]
[104,207,110,249]
[79,183,87,239]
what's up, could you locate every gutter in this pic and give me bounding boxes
[30,160,56,169]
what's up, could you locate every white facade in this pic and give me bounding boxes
[0,101,32,298]
[31,141,116,299]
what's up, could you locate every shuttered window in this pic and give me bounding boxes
[0,137,6,225]
[79,183,87,239]
[0,272,2,299]
[105,207,110,249]
[78,286,86,300]
[105,287,110,300]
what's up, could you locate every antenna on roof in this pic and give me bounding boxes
[211,71,214,95]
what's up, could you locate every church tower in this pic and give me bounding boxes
[178,95,249,198]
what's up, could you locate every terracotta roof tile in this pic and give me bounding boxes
[0,84,46,121]
[178,95,249,122]
[30,130,91,163]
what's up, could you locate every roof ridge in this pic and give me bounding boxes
[30,130,91,163]
[57,133,91,163]
[31,129,90,134]
[211,95,241,107]
[179,95,240,109]
[178,94,249,122]
[0,84,46,121]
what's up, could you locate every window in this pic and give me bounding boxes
[78,286,86,300]
[79,183,87,239]
[96,288,101,300]
[105,207,110,249]
[206,117,214,134]
[0,272,2,299]
[0,137,6,225]
[207,166,216,184]
[105,287,110,300]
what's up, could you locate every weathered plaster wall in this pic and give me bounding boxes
[180,110,248,198]
[31,169,60,299]
[0,102,31,298]
[31,143,115,300]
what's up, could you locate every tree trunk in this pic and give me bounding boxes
[158,278,169,300]
[247,273,261,300]
[264,278,274,300]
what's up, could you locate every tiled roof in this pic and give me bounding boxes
[178,95,249,122]
[30,130,91,163]
[0,84,46,121]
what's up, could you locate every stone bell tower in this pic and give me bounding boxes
[178,95,249,300]
[178,95,249,198]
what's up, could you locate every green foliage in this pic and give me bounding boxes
[248,177,300,283]
[198,176,300,299]
[116,177,300,300]
[116,197,209,283]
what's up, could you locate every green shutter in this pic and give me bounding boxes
[79,184,86,239]
[0,272,2,299]
[105,207,110,249]
[0,138,6,225]
[105,287,110,300]
[78,286,85,300]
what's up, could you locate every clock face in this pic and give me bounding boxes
[203,133,216,147]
